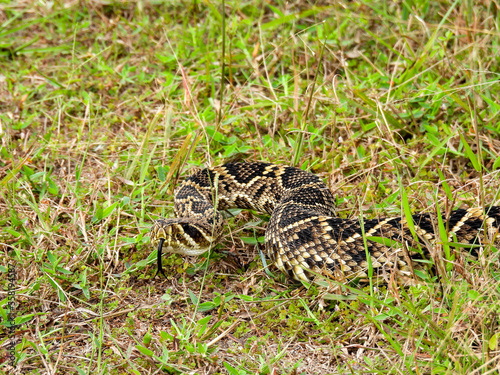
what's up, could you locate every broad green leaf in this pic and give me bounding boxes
[459,133,481,172]
[489,332,499,350]
[135,344,154,356]
[102,201,119,219]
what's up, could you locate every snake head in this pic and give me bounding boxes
[150,219,214,257]
[150,218,214,278]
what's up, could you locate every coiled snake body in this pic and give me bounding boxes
[150,162,500,282]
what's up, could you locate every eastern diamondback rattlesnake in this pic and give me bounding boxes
[150,162,500,283]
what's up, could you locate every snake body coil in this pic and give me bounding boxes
[150,162,500,282]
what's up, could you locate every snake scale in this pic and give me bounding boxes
[150,162,500,283]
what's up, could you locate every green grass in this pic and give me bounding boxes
[1,1,500,374]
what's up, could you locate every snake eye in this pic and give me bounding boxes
[174,233,182,241]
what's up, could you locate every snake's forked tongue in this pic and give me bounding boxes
[154,238,166,278]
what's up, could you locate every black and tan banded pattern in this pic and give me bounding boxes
[150,162,500,282]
